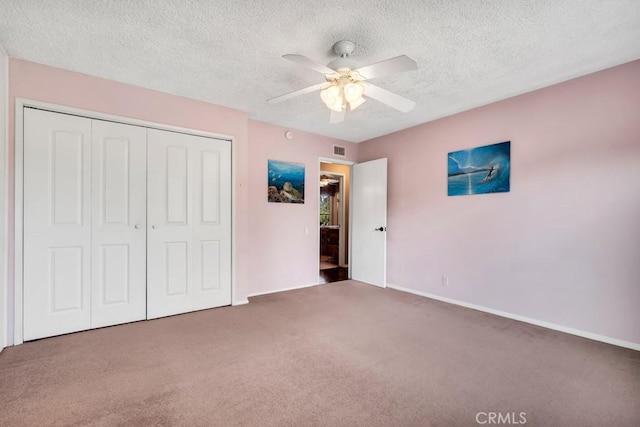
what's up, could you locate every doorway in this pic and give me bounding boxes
[319,162,350,283]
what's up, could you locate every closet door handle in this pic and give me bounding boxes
[134,224,141,229]
[151,225,158,230]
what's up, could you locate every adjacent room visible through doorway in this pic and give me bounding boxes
[319,162,349,283]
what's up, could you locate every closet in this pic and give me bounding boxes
[23,108,231,341]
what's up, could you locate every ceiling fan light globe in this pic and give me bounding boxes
[320,85,339,105]
[344,82,365,102]
[349,97,366,111]
[327,99,344,112]
[321,86,345,112]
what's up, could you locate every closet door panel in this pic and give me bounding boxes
[91,120,147,328]
[147,129,194,318]
[147,129,231,319]
[23,109,92,340]
[192,139,231,310]
[166,146,188,224]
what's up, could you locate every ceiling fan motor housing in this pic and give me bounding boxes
[328,58,357,73]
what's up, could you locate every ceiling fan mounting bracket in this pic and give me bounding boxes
[333,40,355,57]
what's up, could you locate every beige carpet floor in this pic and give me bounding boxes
[1,280,639,426]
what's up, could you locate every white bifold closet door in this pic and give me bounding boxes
[146,129,232,319]
[23,109,232,341]
[90,120,147,328]
[24,109,147,340]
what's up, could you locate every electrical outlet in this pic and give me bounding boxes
[442,276,449,287]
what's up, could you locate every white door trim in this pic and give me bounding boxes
[0,46,8,351]
[318,157,354,167]
[14,98,237,345]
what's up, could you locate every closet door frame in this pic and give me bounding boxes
[13,98,237,345]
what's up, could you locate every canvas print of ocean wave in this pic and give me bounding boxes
[448,141,510,196]
[267,159,305,203]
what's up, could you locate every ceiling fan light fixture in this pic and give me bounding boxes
[270,40,417,122]
[321,85,345,112]
[344,82,364,103]
[348,96,366,111]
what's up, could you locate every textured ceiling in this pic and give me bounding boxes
[1,1,639,142]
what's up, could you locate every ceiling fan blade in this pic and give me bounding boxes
[330,109,345,124]
[283,54,336,75]
[267,82,329,104]
[363,82,416,113]
[353,55,418,80]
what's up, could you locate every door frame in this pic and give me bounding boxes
[0,47,8,352]
[13,98,237,345]
[318,169,347,267]
[318,157,354,277]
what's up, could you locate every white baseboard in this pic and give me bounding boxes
[232,299,249,306]
[386,283,640,352]
[248,282,321,298]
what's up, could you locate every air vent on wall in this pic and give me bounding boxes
[333,145,346,157]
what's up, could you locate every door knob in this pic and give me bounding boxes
[374,226,386,231]
[134,224,141,229]
[151,225,158,229]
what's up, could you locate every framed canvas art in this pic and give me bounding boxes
[448,141,510,196]
[267,159,305,203]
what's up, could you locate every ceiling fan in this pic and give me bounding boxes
[268,40,418,124]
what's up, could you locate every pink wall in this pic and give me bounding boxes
[6,59,250,344]
[5,57,639,347]
[247,120,357,296]
[4,59,355,345]
[358,60,640,345]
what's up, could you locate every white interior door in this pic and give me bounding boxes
[23,107,232,340]
[90,120,147,328]
[24,109,92,340]
[146,129,231,319]
[351,158,387,287]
